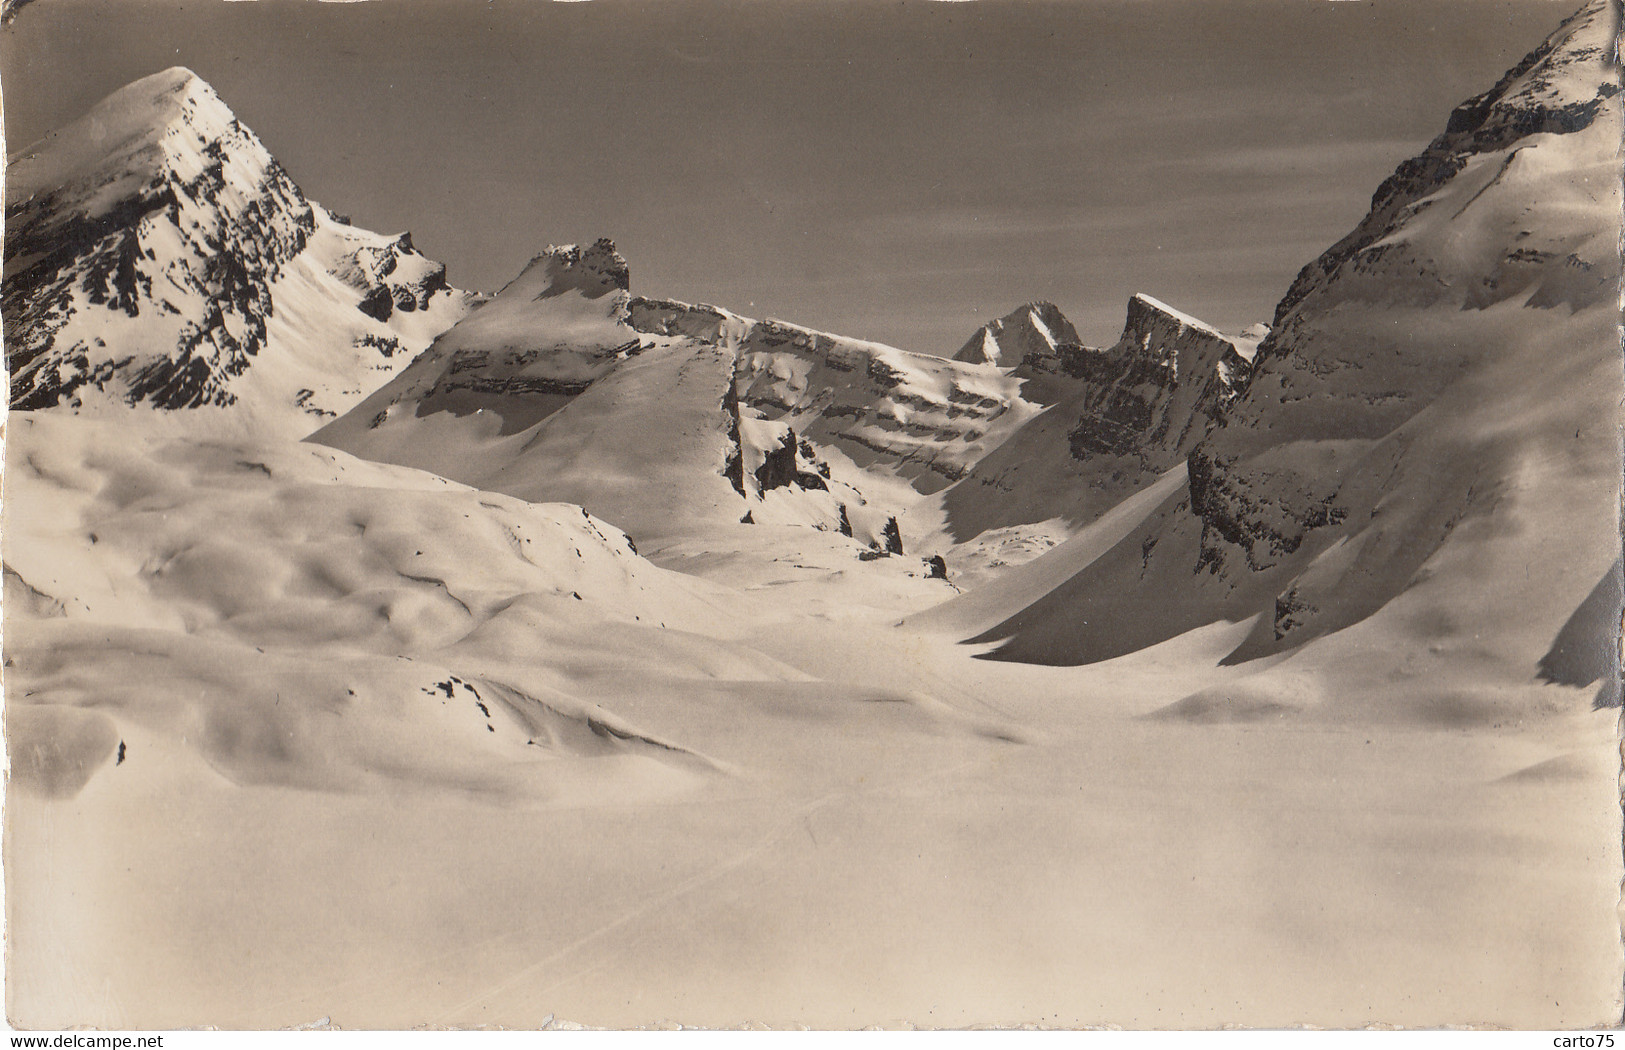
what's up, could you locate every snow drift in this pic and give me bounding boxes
[1,412,774,798]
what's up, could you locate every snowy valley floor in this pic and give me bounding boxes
[5,418,1621,1030]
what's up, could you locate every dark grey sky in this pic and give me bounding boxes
[3,0,1570,351]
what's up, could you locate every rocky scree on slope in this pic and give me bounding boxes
[3,67,471,428]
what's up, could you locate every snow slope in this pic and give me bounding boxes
[968,0,1624,729]
[9,419,1618,1026]
[316,255,1249,590]
[310,244,772,547]
[1,411,786,798]
[3,67,473,437]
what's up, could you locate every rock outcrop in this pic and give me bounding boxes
[342,232,454,321]
[1067,294,1254,462]
[316,240,643,446]
[1186,0,1622,587]
[731,315,1039,494]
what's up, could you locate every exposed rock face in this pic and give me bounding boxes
[731,316,1038,494]
[5,69,313,410]
[736,418,836,497]
[526,238,630,300]
[340,233,453,322]
[753,426,801,491]
[1068,294,1254,461]
[631,297,1048,533]
[1187,0,1622,587]
[627,297,741,341]
[881,516,905,555]
[3,67,472,431]
[317,239,641,444]
[1271,0,1621,325]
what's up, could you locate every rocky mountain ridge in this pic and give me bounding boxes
[313,245,1025,561]
[1185,0,1621,592]
[1066,293,1256,462]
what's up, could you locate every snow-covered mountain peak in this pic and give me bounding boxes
[1057,292,1254,460]
[941,291,1253,541]
[513,238,631,302]
[953,300,1083,369]
[9,66,256,209]
[1441,0,1618,148]
[1271,0,1621,326]
[395,236,635,372]
[4,68,473,434]
[1107,293,1259,389]
[971,0,1624,685]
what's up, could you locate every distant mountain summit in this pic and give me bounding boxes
[325,238,640,440]
[952,301,1083,370]
[3,67,472,435]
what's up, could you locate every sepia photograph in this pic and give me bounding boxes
[1,0,1621,1032]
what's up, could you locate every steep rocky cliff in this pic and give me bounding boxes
[729,315,1040,495]
[313,249,893,552]
[1185,0,1621,589]
[1067,294,1254,461]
